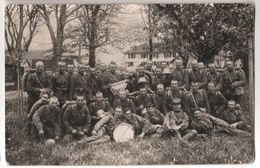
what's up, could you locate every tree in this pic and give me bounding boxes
[152,4,254,65]
[66,4,121,67]
[35,4,81,62]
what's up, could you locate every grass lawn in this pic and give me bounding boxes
[5,93,255,165]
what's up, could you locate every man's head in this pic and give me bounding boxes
[96,91,103,102]
[90,68,96,77]
[171,80,178,89]
[100,64,107,72]
[40,93,49,103]
[194,110,202,119]
[76,95,85,107]
[110,63,117,73]
[208,63,215,72]
[96,109,105,119]
[85,65,90,74]
[191,82,199,93]
[191,60,198,71]
[67,64,74,74]
[228,100,236,111]
[207,82,216,93]
[58,61,66,74]
[139,87,147,96]
[157,84,164,93]
[146,61,153,70]
[114,106,123,117]
[138,66,145,75]
[155,67,162,75]
[119,89,127,100]
[49,96,59,107]
[138,77,147,88]
[125,108,132,120]
[147,103,155,113]
[172,98,182,112]
[175,59,183,69]
[226,61,233,70]
[78,64,87,74]
[198,62,205,70]
[35,61,44,73]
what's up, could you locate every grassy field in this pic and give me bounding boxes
[5,92,255,165]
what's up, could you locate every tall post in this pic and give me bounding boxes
[17,58,21,117]
[148,5,153,61]
[248,33,254,135]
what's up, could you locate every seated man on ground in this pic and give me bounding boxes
[143,103,165,125]
[62,95,91,142]
[32,97,61,144]
[163,98,197,141]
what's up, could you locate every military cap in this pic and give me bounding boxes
[138,77,147,84]
[172,98,181,104]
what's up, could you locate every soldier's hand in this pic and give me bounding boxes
[71,129,78,135]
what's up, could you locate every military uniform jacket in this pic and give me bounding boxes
[222,69,245,94]
[188,90,210,118]
[32,104,61,138]
[134,94,158,112]
[187,69,208,89]
[97,71,118,91]
[163,110,189,132]
[52,71,71,103]
[154,91,169,114]
[26,72,52,99]
[89,100,113,116]
[168,89,189,113]
[144,109,165,125]
[70,73,89,99]
[172,68,189,88]
[62,104,91,133]
[220,108,245,124]
[206,91,227,116]
[206,70,223,90]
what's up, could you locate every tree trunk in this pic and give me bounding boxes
[248,34,254,137]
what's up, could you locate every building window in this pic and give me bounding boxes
[164,52,171,58]
[141,53,148,59]
[128,54,135,59]
[128,62,134,67]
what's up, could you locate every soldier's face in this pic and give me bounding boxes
[96,94,103,101]
[67,66,74,73]
[140,89,147,96]
[192,63,198,70]
[115,108,123,117]
[36,63,44,73]
[208,84,215,93]
[58,65,66,73]
[147,106,154,113]
[173,103,181,111]
[176,61,182,69]
[226,62,233,70]
[171,81,178,89]
[157,86,164,93]
[191,83,199,92]
[76,97,85,107]
[119,92,127,99]
[228,102,236,110]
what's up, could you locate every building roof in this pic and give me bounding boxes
[125,43,175,54]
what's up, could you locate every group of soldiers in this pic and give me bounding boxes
[24,58,251,145]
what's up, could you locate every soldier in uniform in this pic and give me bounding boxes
[89,91,113,123]
[187,82,210,121]
[26,61,52,114]
[219,100,250,132]
[151,67,163,91]
[134,66,152,88]
[206,63,223,91]
[67,64,75,77]
[113,89,136,113]
[143,103,165,125]
[52,61,71,106]
[187,60,208,89]
[154,84,169,114]
[172,59,188,88]
[62,95,91,142]
[32,97,61,144]
[109,63,122,81]
[134,87,158,116]
[222,60,246,104]
[161,68,172,88]
[163,98,197,141]
[206,82,228,117]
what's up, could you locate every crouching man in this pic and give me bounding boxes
[62,95,91,143]
[32,97,61,145]
[163,98,197,141]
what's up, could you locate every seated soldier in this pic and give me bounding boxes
[78,106,125,144]
[190,110,251,137]
[32,97,61,144]
[89,91,113,123]
[113,89,136,113]
[220,100,251,132]
[163,98,197,141]
[62,95,91,142]
[134,87,158,116]
[154,84,169,114]
[143,103,164,125]
[123,109,161,138]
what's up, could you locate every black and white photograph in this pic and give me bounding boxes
[5,3,255,165]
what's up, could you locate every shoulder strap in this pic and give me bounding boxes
[34,73,44,89]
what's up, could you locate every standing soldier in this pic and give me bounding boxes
[26,61,52,114]
[206,82,227,117]
[163,98,197,141]
[113,89,136,113]
[222,60,246,104]
[52,61,71,106]
[187,60,208,89]
[62,95,91,142]
[134,87,158,116]
[154,84,169,114]
[151,67,163,91]
[172,59,188,88]
[207,63,223,91]
[187,82,210,121]
[161,68,172,88]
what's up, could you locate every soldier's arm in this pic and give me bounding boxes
[135,114,156,134]
[83,106,91,133]
[234,71,246,87]
[26,74,41,93]
[32,107,44,132]
[62,106,74,133]
[179,113,189,131]
[93,114,112,132]
[54,108,62,138]
[129,99,136,114]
